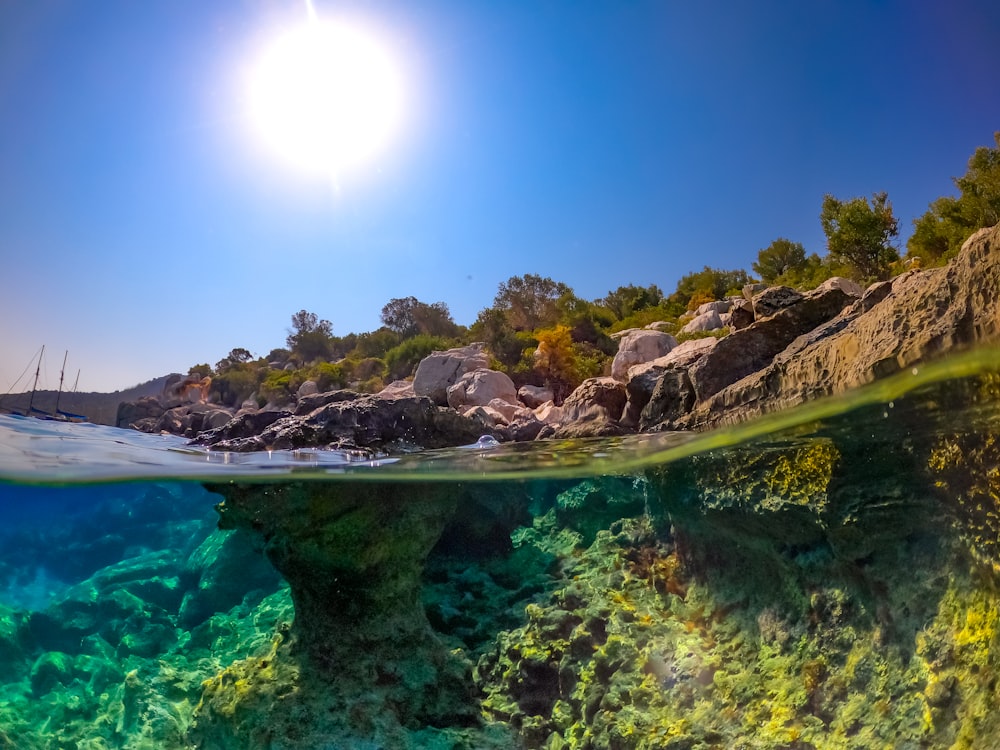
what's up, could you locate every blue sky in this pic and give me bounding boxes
[2,0,999,393]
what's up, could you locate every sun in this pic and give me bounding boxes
[246,18,404,177]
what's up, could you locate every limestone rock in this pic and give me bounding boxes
[446,368,518,411]
[377,380,416,399]
[293,389,360,416]
[684,282,856,406]
[518,384,554,409]
[729,298,755,330]
[562,377,627,423]
[623,337,718,428]
[693,299,732,316]
[150,403,235,438]
[681,309,724,334]
[296,380,319,399]
[611,330,677,381]
[679,224,1000,428]
[413,343,490,405]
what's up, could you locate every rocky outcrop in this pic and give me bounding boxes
[611,330,677,381]
[115,396,165,430]
[194,394,496,452]
[412,343,490,405]
[622,337,719,428]
[640,224,1000,430]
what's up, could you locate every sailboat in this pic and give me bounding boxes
[3,346,88,422]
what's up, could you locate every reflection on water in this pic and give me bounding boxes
[1,348,1000,748]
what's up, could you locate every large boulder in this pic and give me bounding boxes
[518,384,554,409]
[611,330,677,381]
[412,343,490,405]
[676,224,1000,429]
[622,337,718,427]
[562,377,628,422]
[115,396,165,430]
[751,286,803,319]
[151,403,234,437]
[681,310,724,334]
[446,368,518,411]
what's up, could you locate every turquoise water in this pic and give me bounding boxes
[2,350,1000,748]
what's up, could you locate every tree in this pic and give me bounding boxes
[380,296,459,338]
[820,192,899,282]
[955,131,1000,229]
[599,284,664,320]
[753,239,808,284]
[491,274,573,331]
[470,307,534,370]
[667,266,753,315]
[908,132,1000,265]
[286,309,335,363]
[215,347,253,373]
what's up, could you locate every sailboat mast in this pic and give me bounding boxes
[55,350,68,414]
[26,345,44,416]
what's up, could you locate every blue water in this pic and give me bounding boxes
[2,350,1000,749]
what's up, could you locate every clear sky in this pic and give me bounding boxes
[2,0,999,394]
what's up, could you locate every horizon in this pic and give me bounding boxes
[2,1,999,393]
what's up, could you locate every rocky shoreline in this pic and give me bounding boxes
[117,224,999,452]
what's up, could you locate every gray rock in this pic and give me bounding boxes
[729,298,755,330]
[195,394,498,453]
[412,343,490,405]
[611,330,677,381]
[562,377,628,423]
[687,283,857,404]
[751,286,803,319]
[681,310,724,334]
[678,224,1000,429]
[518,384,554,409]
[446,368,518,411]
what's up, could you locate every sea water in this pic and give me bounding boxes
[2,350,1000,749]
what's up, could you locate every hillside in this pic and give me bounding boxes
[0,374,178,426]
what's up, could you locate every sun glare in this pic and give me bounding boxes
[246,18,404,177]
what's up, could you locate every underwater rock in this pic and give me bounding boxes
[178,528,281,628]
[195,479,510,746]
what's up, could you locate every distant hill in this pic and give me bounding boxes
[0,374,179,426]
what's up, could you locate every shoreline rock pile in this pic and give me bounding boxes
[116,224,1000,451]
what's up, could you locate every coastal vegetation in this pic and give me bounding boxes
[191,133,1000,408]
